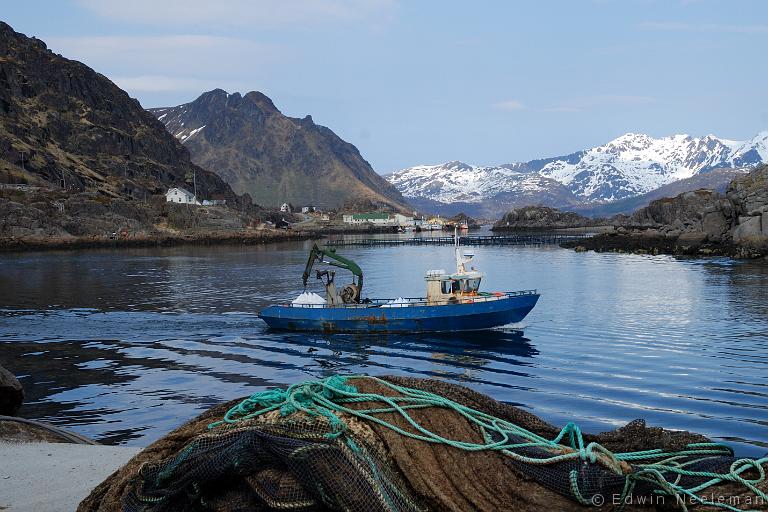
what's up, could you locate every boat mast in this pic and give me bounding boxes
[454,226,461,273]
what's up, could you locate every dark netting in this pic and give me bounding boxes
[124,417,425,512]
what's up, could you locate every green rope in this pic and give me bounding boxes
[211,375,768,510]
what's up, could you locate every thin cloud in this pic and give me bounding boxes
[46,35,282,76]
[45,34,283,99]
[75,0,396,30]
[639,21,768,34]
[494,100,526,111]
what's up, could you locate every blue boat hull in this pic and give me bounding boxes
[259,293,540,333]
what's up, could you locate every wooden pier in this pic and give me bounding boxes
[325,233,592,247]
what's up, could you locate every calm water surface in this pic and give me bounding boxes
[1,237,767,455]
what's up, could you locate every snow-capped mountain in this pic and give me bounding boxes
[387,131,768,217]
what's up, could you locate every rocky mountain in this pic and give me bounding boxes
[149,90,409,211]
[0,22,246,207]
[388,132,768,218]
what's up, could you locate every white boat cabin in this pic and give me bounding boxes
[425,244,484,303]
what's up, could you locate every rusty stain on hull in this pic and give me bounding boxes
[364,315,388,325]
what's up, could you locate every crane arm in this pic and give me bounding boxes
[302,243,363,291]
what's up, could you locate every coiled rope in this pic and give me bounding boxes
[210,375,768,511]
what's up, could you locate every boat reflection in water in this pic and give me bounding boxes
[298,328,539,389]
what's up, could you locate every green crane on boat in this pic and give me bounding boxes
[302,243,363,305]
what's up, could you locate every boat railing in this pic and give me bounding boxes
[285,289,538,308]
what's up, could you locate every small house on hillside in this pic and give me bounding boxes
[166,187,199,205]
[280,203,293,213]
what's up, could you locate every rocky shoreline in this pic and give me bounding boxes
[553,165,768,259]
[561,231,766,258]
[0,186,422,253]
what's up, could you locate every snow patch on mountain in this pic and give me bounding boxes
[388,132,768,206]
[535,133,745,201]
[390,161,526,203]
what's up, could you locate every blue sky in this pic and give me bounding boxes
[4,1,767,172]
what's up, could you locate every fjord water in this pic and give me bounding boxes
[1,240,767,456]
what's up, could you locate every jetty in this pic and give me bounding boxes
[325,233,593,247]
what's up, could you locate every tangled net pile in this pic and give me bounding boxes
[81,375,768,512]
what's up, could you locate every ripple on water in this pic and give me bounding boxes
[0,243,766,455]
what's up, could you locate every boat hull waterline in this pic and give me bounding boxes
[259,292,540,333]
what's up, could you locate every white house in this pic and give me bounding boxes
[280,203,292,213]
[392,213,414,226]
[166,187,200,205]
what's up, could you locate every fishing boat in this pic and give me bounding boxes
[259,232,539,333]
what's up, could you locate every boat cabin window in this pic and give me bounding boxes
[441,278,481,294]
[462,278,481,293]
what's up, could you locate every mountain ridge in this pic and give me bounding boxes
[149,90,409,211]
[387,131,768,218]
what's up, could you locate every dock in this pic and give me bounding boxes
[325,233,593,247]
[0,442,141,512]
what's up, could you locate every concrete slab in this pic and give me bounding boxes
[0,442,141,512]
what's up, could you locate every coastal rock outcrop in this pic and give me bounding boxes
[727,164,768,242]
[447,212,481,229]
[492,206,602,230]
[562,165,768,257]
[0,364,24,416]
[623,189,734,242]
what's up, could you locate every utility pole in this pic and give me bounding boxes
[19,151,25,172]
[193,170,197,203]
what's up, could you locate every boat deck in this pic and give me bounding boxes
[282,290,538,309]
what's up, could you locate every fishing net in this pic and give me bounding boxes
[79,375,768,512]
[124,414,421,512]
